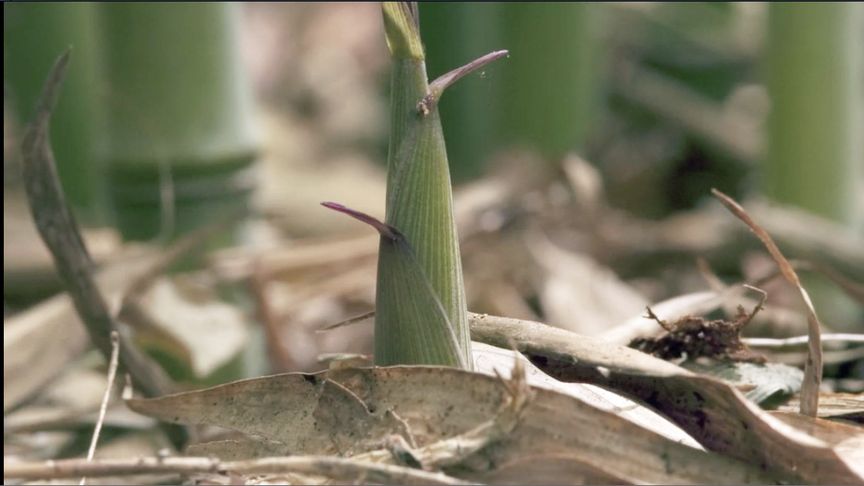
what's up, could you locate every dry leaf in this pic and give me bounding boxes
[4,247,164,411]
[131,277,249,380]
[128,365,773,484]
[470,313,863,484]
[530,234,647,336]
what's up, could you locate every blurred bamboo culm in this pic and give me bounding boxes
[421,3,501,182]
[98,3,258,243]
[498,3,602,160]
[375,3,473,368]
[764,3,864,329]
[5,3,106,224]
[421,3,603,177]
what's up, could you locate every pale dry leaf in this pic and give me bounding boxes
[128,367,772,484]
[529,234,647,336]
[471,342,700,448]
[778,393,864,422]
[602,289,736,345]
[4,247,164,411]
[470,313,863,484]
[133,277,249,379]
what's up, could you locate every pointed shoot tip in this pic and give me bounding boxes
[321,201,398,240]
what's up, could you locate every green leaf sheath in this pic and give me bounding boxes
[376,236,467,368]
[376,2,471,368]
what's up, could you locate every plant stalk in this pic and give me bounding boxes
[375,2,502,368]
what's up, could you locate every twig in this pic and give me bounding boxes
[744,333,864,348]
[696,259,768,329]
[711,188,823,417]
[80,331,120,486]
[696,256,727,292]
[249,259,295,371]
[643,307,673,332]
[740,284,767,328]
[20,50,173,399]
[317,310,376,332]
[612,60,760,162]
[3,456,471,485]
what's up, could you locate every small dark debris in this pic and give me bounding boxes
[629,306,766,364]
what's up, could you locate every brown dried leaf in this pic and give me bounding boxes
[530,235,647,336]
[712,188,823,417]
[779,393,864,423]
[128,366,773,484]
[128,277,250,380]
[470,313,863,484]
[4,247,163,411]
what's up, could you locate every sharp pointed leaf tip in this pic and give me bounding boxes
[321,201,398,240]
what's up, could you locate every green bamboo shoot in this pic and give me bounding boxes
[375,2,473,368]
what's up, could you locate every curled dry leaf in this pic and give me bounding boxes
[471,342,700,448]
[711,188,823,417]
[4,247,164,412]
[469,313,864,484]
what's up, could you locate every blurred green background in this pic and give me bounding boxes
[5,2,863,322]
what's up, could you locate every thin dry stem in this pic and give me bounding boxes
[248,260,295,371]
[318,310,376,332]
[711,188,823,416]
[80,331,120,486]
[3,456,470,485]
[744,333,864,348]
[740,284,767,328]
[696,256,727,292]
[786,259,864,304]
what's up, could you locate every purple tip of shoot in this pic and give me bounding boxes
[321,201,398,240]
[428,49,511,99]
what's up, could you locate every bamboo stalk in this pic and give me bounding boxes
[497,3,602,159]
[97,3,258,243]
[5,2,106,224]
[421,3,502,182]
[764,3,864,329]
[765,3,863,229]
